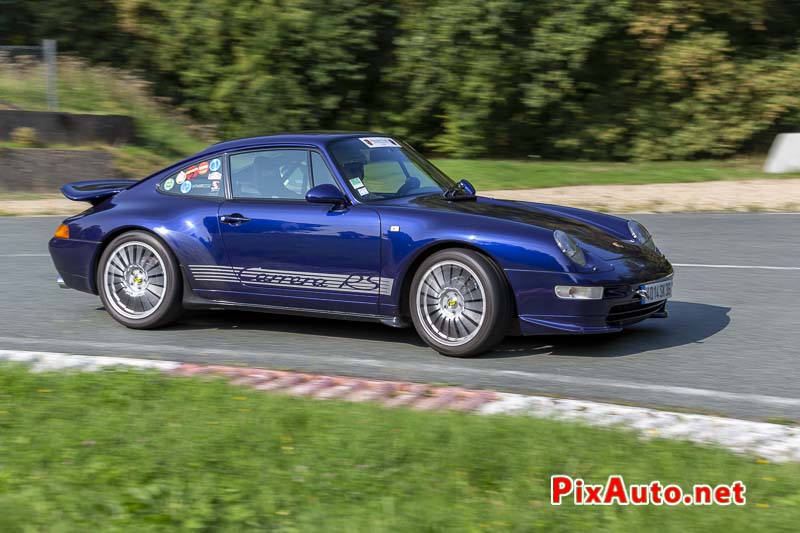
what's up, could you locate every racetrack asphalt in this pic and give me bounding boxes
[1,213,798,421]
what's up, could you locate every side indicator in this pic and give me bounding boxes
[53,224,70,239]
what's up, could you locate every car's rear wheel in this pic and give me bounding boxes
[409,249,511,357]
[97,231,183,329]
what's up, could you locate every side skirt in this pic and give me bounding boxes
[181,280,409,328]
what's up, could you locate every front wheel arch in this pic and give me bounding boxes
[408,247,513,357]
[397,242,516,320]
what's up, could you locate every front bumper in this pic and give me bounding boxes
[507,257,673,335]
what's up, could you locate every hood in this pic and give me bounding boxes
[399,194,644,260]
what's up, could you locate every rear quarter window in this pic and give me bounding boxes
[157,157,224,198]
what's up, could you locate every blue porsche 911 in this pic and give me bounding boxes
[49,132,673,357]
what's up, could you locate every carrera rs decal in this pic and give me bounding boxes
[188,265,394,295]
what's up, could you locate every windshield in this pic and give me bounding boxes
[328,137,456,201]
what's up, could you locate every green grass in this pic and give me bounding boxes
[433,158,800,190]
[0,56,208,164]
[355,157,800,195]
[0,142,175,179]
[0,365,798,531]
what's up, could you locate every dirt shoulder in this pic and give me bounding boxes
[484,179,800,213]
[0,196,82,216]
[3,179,800,216]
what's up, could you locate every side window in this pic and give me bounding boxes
[157,157,224,198]
[230,149,310,200]
[311,152,337,187]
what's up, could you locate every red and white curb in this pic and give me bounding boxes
[2,349,799,462]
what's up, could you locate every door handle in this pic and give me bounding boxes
[220,213,251,226]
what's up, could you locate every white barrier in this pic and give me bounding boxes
[764,133,800,173]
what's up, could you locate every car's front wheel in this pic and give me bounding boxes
[409,249,512,357]
[97,231,183,329]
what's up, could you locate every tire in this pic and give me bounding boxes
[409,249,512,357]
[97,231,183,329]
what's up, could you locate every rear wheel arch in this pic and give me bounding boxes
[96,229,184,328]
[91,226,180,294]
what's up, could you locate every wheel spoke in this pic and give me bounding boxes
[109,260,125,274]
[462,280,478,298]
[142,291,157,309]
[453,318,466,338]
[146,284,163,298]
[111,255,126,271]
[460,311,480,327]
[442,317,452,338]
[433,311,446,331]
[464,300,484,311]
[433,268,446,291]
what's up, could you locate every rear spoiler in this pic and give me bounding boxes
[61,179,138,205]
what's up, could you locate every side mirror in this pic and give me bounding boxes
[459,179,476,196]
[306,183,347,206]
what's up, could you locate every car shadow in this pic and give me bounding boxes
[164,300,729,358]
[487,301,731,359]
[171,309,430,348]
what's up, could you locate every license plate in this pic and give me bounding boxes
[639,278,673,304]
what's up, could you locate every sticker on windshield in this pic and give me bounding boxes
[176,171,187,184]
[349,177,364,188]
[163,178,175,191]
[357,186,369,196]
[180,181,192,194]
[359,137,400,148]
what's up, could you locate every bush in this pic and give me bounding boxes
[10,126,41,147]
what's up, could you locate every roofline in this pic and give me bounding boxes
[206,131,388,149]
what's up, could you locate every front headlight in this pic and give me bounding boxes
[553,230,587,266]
[627,220,657,252]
